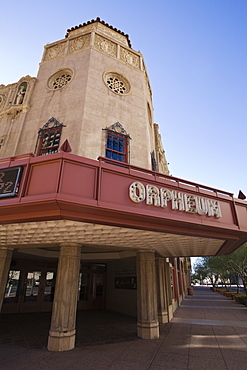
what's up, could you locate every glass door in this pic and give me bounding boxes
[20,270,42,312]
[77,264,106,310]
[3,268,56,313]
[3,270,22,313]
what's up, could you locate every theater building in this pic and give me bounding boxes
[0,19,247,351]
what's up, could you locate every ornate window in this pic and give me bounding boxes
[35,117,66,156]
[47,69,73,90]
[103,72,130,95]
[104,122,130,163]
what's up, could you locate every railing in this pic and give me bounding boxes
[98,156,234,198]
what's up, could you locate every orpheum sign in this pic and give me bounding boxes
[129,181,222,218]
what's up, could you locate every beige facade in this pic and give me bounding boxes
[0,19,191,352]
[0,19,169,173]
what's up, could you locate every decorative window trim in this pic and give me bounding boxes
[103,71,131,95]
[35,117,66,156]
[103,122,131,163]
[47,68,74,90]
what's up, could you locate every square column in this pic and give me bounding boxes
[48,243,81,351]
[136,250,159,339]
[156,257,169,324]
[0,247,13,312]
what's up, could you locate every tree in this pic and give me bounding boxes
[193,258,209,284]
[192,243,247,293]
[227,243,247,294]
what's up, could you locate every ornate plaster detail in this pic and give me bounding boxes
[18,75,33,84]
[0,91,8,111]
[68,34,90,53]
[0,76,35,117]
[94,34,117,57]
[14,82,27,105]
[66,24,95,38]
[44,43,66,61]
[120,48,140,69]
[7,107,22,121]
[47,69,74,90]
[103,72,130,95]
[97,23,129,46]
[105,122,129,136]
[153,123,169,175]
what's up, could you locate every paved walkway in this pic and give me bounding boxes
[1,286,247,369]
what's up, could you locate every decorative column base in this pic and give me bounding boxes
[48,329,76,352]
[137,321,159,339]
[158,311,169,324]
[168,305,174,321]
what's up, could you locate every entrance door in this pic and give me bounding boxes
[77,264,106,310]
[2,269,56,313]
[91,272,105,310]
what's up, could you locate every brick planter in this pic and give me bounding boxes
[187,287,194,296]
[234,294,245,303]
[224,291,235,298]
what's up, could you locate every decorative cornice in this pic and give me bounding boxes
[65,17,132,48]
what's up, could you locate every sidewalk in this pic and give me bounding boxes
[1,286,247,369]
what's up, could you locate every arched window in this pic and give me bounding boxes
[35,117,66,156]
[104,122,130,163]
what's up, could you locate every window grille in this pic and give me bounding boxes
[35,117,66,156]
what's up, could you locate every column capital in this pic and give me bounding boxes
[137,249,156,255]
[59,242,82,248]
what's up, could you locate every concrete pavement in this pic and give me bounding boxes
[1,286,247,369]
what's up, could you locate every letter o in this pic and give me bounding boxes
[129,182,146,203]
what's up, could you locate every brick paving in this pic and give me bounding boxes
[1,286,247,369]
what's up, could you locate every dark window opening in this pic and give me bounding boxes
[35,117,65,156]
[37,128,62,156]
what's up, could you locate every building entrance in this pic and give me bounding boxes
[78,264,106,310]
[2,262,106,314]
[2,268,56,313]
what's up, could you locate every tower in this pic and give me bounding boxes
[0,18,169,173]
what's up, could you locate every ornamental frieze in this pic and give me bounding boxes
[67,24,94,38]
[97,23,128,46]
[44,43,66,61]
[0,91,8,111]
[94,35,117,57]
[68,34,90,53]
[120,48,140,69]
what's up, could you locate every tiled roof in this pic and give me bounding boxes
[65,17,132,48]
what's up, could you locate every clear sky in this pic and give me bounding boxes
[1,0,246,197]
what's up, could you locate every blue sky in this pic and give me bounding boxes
[1,0,246,197]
